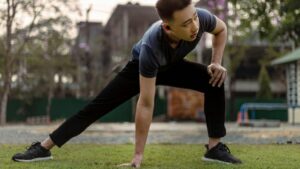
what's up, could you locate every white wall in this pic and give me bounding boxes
[288,107,300,124]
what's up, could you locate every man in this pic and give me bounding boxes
[12,0,242,167]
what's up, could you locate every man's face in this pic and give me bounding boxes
[168,4,199,41]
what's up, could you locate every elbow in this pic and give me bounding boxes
[218,23,227,36]
[223,24,227,35]
[215,20,227,36]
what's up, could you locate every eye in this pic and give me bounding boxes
[182,24,188,27]
[182,21,192,27]
[193,15,198,21]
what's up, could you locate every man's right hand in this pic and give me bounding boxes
[117,153,143,168]
[131,154,143,168]
[207,63,227,87]
[131,75,156,168]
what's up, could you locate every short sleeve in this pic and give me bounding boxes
[139,44,159,78]
[197,8,217,32]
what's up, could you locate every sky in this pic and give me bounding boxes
[78,0,157,24]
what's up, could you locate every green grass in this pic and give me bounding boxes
[1,144,299,169]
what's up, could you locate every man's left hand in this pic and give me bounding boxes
[207,63,227,87]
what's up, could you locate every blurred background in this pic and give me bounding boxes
[0,0,299,126]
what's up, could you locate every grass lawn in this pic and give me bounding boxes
[0,144,299,169]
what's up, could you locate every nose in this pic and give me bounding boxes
[191,20,199,33]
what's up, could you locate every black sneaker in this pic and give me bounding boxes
[202,142,242,164]
[12,142,53,162]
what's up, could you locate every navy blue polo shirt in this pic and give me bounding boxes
[131,8,216,78]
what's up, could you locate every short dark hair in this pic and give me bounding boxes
[156,0,192,21]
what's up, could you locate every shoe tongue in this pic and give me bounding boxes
[33,142,40,146]
[216,142,225,148]
[217,142,231,153]
[30,142,42,149]
[208,142,224,151]
[31,141,40,146]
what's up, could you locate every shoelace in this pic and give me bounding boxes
[26,142,40,152]
[219,143,231,154]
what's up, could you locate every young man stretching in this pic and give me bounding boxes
[12,0,242,167]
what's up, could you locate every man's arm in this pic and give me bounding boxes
[131,75,156,168]
[211,17,227,64]
[207,16,228,87]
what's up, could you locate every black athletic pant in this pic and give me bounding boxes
[49,59,226,147]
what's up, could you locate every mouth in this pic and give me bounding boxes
[190,32,197,39]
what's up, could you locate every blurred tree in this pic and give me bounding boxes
[257,64,272,99]
[223,0,249,119]
[25,30,75,119]
[0,0,79,125]
[225,0,297,118]
[73,22,106,98]
[230,0,300,47]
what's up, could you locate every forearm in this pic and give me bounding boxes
[211,27,227,64]
[134,100,154,155]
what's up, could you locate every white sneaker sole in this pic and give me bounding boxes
[14,156,53,162]
[202,157,232,165]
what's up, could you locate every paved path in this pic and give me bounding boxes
[0,122,300,144]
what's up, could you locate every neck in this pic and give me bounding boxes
[166,32,180,43]
[164,30,180,48]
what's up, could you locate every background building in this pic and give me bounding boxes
[272,48,300,124]
[104,2,159,68]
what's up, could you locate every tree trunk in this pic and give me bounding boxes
[46,77,54,124]
[0,64,11,125]
[1,0,13,125]
[0,87,9,125]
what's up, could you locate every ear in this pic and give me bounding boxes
[162,22,171,32]
[165,25,171,30]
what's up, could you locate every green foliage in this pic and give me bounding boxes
[23,29,76,98]
[228,0,300,46]
[0,0,79,99]
[1,144,300,169]
[277,0,300,46]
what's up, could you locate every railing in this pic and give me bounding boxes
[237,103,287,125]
